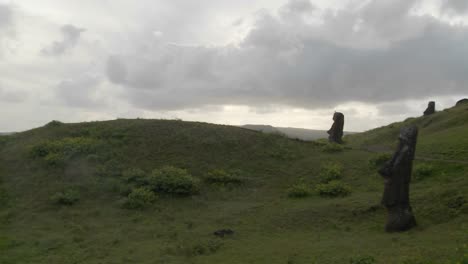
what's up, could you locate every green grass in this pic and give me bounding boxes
[346,103,468,161]
[0,109,467,263]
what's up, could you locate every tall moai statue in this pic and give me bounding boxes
[378,125,418,232]
[423,101,435,116]
[327,112,344,144]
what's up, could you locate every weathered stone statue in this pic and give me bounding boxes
[423,101,435,116]
[378,126,418,232]
[327,112,344,144]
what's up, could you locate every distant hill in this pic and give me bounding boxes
[242,124,280,134]
[242,124,356,141]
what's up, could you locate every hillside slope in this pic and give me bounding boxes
[0,116,467,264]
[346,102,468,162]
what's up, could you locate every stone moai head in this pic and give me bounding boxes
[424,101,435,116]
[333,112,344,123]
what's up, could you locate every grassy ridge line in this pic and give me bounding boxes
[346,103,468,161]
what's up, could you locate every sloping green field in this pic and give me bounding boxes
[0,106,467,263]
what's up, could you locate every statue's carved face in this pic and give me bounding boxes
[333,112,344,122]
[399,126,418,143]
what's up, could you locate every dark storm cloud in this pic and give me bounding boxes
[41,24,85,56]
[105,0,468,111]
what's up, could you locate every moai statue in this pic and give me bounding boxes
[423,101,435,116]
[378,125,418,232]
[327,112,344,144]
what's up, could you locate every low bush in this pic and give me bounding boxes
[413,163,435,181]
[321,143,344,153]
[122,187,157,209]
[50,189,80,206]
[316,180,351,198]
[287,182,312,198]
[43,153,65,167]
[147,166,200,196]
[319,162,343,183]
[30,137,101,167]
[368,153,392,168]
[204,169,243,185]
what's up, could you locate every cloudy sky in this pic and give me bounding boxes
[0,0,467,132]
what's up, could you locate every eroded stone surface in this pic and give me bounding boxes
[378,125,418,232]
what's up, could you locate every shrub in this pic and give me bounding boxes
[43,153,66,167]
[350,255,376,264]
[123,187,157,209]
[413,163,435,181]
[319,162,343,183]
[50,189,80,206]
[316,180,351,198]
[368,153,392,168]
[287,182,312,198]
[122,168,147,184]
[147,166,200,196]
[30,137,101,166]
[321,143,344,153]
[204,169,243,185]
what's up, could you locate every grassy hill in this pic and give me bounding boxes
[0,108,467,263]
[346,102,468,162]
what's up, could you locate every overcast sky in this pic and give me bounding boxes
[0,0,467,132]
